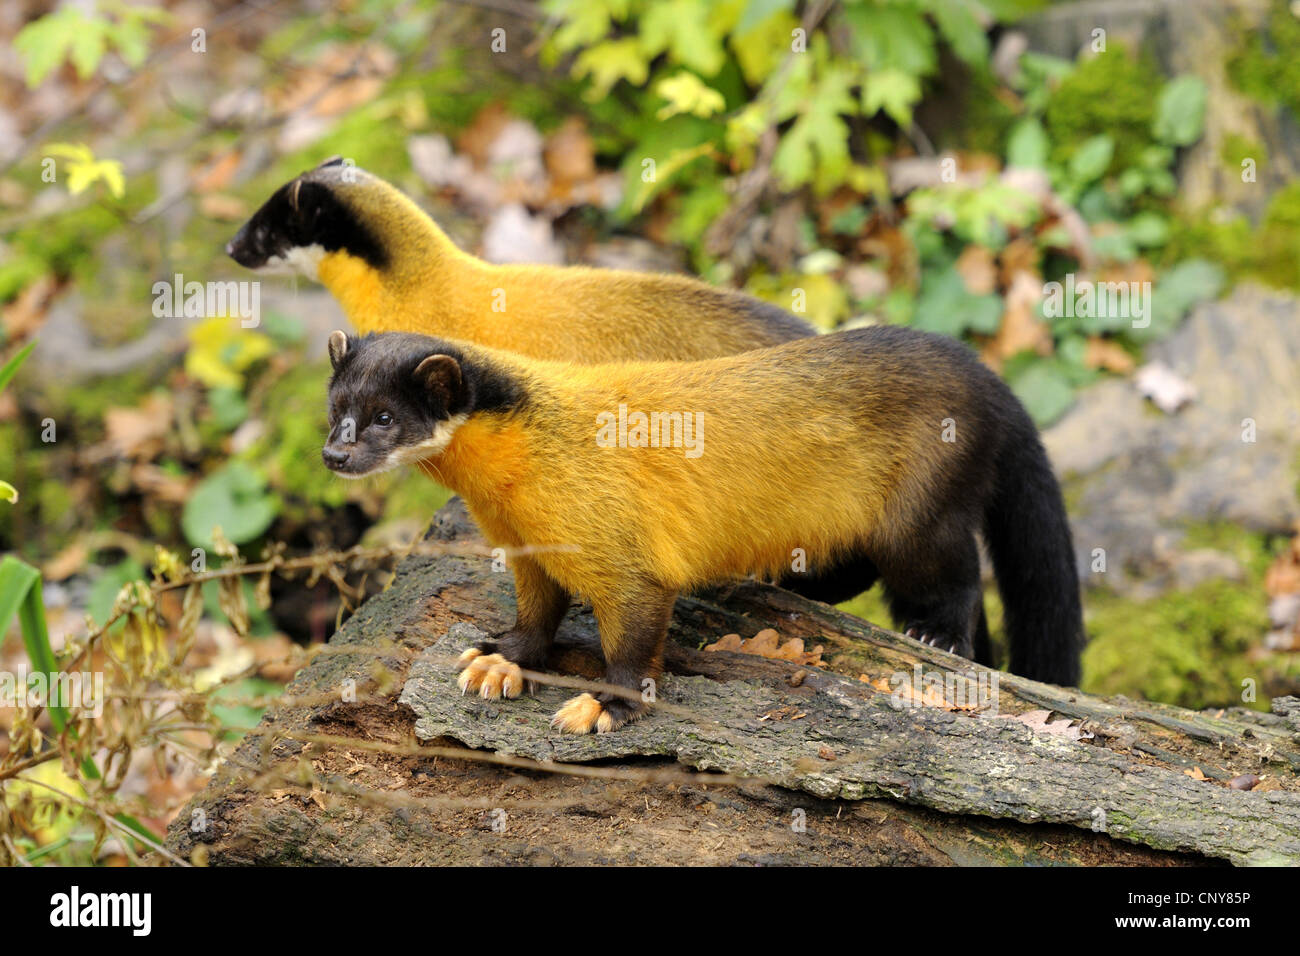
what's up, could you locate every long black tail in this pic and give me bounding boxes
[983,422,1083,685]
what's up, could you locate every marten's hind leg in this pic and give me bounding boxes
[458,556,568,700]
[552,583,676,734]
[877,525,982,660]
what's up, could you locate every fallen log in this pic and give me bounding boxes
[167,500,1300,866]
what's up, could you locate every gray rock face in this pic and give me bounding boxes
[1046,286,1300,593]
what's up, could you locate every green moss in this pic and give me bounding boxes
[31,369,156,431]
[837,585,892,629]
[1180,521,1276,577]
[1081,579,1273,709]
[942,66,1018,156]
[1044,46,1162,173]
[1226,0,1300,117]
[1219,132,1267,171]
[1081,522,1296,709]
[1164,181,1300,289]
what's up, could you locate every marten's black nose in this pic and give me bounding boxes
[322,447,350,468]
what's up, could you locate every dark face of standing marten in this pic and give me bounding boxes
[321,331,467,479]
[226,158,388,275]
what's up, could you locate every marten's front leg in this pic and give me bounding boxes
[457,556,568,700]
[551,582,676,734]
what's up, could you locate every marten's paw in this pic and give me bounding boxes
[550,693,643,734]
[456,648,524,700]
[904,625,973,659]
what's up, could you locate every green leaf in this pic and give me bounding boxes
[1154,75,1207,147]
[1010,362,1076,427]
[1126,212,1169,248]
[655,72,726,120]
[182,463,280,549]
[0,341,36,393]
[108,17,150,68]
[1069,134,1115,183]
[1128,258,1224,344]
[737,0,794,34]
[912,265,1003,337]
[572,38,649,98]
[1089,230,1138,266]
[640,0,726,76]
[1006,117,1049,169]
[0,480,17,504]
[862,68,922,127]
[88,560,146,629]
[0,555,70,733]
[14,10,86,86]
[926,0,990,67]
[68,26,106,79]
[843,4,937,76]
[212,677,284,740]
[208,387,249,431]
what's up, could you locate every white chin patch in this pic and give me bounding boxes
[258,244,326,279]
[333,467,385,481]
[386,414,468,468]
[330,415,468,480]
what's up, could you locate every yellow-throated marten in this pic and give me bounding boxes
[226,158,813,362]
[321,329,1084,733]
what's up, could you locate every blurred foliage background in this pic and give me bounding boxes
[1,0,1300,863]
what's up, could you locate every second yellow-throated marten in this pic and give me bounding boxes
[321,329,1084,733]
[226,158,813,362]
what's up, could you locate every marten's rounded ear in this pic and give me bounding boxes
[414,354,463,410]
[316,156,345,170]
[328,331,349,370]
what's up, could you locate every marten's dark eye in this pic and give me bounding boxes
[374,412,393,427]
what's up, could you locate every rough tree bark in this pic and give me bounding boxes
[166,500,1300,866]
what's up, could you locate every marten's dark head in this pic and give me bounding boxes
[226,157,388,276]
[321,331,521,478]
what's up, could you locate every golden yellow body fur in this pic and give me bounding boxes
[417,336,968,658]
[315,172,810,362]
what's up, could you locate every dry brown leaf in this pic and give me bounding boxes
[956,244,997,295]
[1264,523,1300,597]
[1083,336,1136,374]
[198,194,249,221]
[275,44,395,118]
[129,463,191,503]
[192,151,242,193]
[983,270,1052,368]
[457,102,513,168]
[544,116,596,187]
[1097,258,1154,290]
[2,274,58,340]
[42,542,88,581]
[103,393,173,460]
[865,672,987,712]
[1185,766,1207,781]
[989,708,1093,741]
[705,628,824,666]
[998,236,1038,286]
